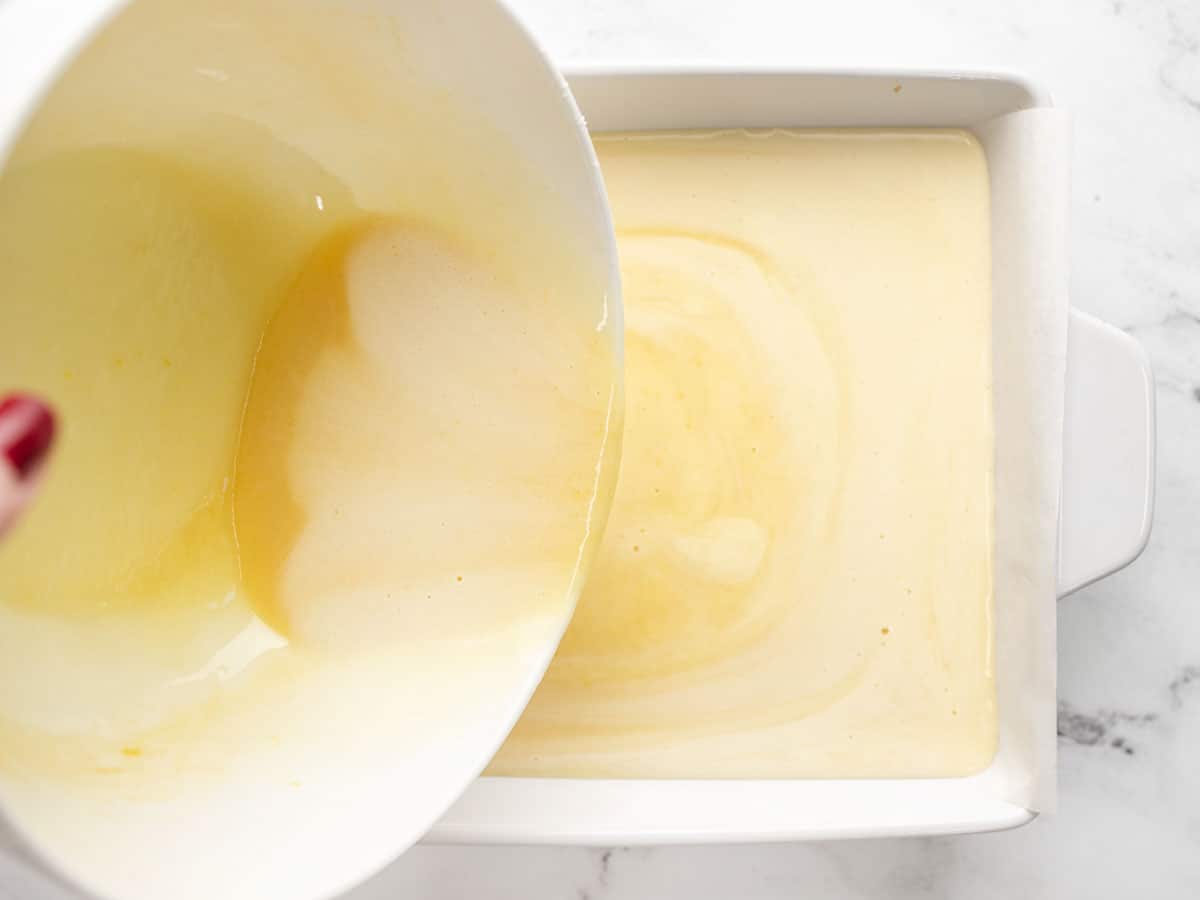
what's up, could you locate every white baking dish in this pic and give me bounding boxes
[427,67,1156,844]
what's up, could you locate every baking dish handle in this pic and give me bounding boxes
[1057,309,1155,597]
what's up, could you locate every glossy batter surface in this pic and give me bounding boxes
[493,129,996,778]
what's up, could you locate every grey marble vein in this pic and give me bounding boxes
[1057,700,1157,752]
[1169,665,1200,708]
[1161,10,1200,112]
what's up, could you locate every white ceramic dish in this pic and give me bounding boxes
[428,67,1156,845]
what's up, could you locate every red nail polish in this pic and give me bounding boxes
[0,394,56,478]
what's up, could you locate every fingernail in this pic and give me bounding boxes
[0,394,56,478]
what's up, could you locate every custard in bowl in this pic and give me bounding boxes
[0,1,620,898]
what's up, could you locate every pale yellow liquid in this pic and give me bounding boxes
[0,0,618,786]
[493,129,997,778]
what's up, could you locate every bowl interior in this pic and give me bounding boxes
[0,2,621,898]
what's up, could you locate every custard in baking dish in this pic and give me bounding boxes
[493,128,996,778]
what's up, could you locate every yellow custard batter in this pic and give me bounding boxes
[493,129,997,778]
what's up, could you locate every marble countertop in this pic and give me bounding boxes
[346,1,1197,898]
[4,1,1197,899]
